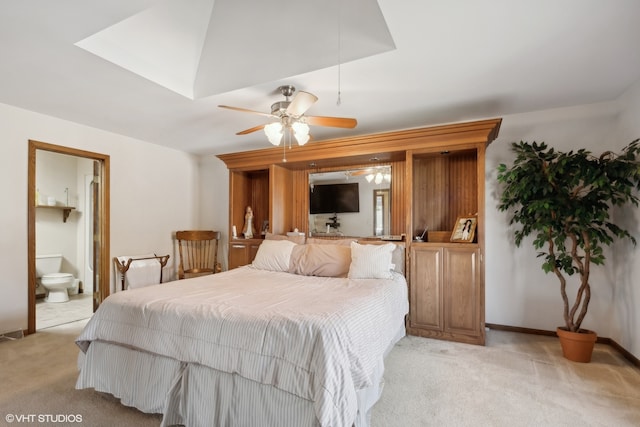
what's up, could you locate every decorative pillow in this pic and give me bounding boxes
[289,244,306,272]
[265,232,306,245]
[251,239,297,272]
[348,242,396,279]
[290,244,352,277]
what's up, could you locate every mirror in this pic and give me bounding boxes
[308,166,391,237]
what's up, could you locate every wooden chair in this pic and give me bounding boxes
[176,230,221,280]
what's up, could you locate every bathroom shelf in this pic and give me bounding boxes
[36,205,75,222]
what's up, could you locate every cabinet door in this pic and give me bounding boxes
[228,242,248,270]
[443,246,481,336]
[409,246,443,331]
[228,240,263,270]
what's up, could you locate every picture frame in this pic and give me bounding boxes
[450,216,477,243]
[261,220,269,235]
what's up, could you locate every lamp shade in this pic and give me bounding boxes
[264,122,283,146]
[295,132,310,145]
[292,121,310,146]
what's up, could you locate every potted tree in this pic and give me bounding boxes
[496,139,640,362]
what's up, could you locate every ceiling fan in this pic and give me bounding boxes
[218,85,357,147]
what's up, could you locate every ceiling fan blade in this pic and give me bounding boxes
[219,105,274,118]
[286,91,318,117]
[236,124,266,135]
[305,115,357,129]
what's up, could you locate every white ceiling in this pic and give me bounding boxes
[1,0,640,156]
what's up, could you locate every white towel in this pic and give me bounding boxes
[116,255,161,290]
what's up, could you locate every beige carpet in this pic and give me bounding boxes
[372,331,640,427]
[0,320,638,427]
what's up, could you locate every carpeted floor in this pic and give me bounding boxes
[371,331,640,427]
[0,320,638,427]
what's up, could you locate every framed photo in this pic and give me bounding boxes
[261,220,269,235]
[450,216,477,243]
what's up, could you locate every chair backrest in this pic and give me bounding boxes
[176,230,221,280]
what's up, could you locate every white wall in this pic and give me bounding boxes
[485,94,640,358]
[0,102,198,335]
[196,155,230,270]
[610,78,640,357]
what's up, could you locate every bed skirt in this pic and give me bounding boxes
[76,321,405,427]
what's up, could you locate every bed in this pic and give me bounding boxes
[75,240,409,427]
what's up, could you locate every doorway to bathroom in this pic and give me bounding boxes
[27,140,110,334]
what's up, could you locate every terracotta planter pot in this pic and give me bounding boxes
[556,327,597,363]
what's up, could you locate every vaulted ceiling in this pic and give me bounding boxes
[1,0,639,155]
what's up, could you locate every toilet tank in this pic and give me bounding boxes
[35,254,63,277]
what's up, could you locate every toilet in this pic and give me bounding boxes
[35,254,75,303]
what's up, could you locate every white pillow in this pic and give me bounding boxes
[252,239,297,272]
[348,242,396,279]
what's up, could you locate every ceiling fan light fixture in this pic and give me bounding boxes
[264,122,283,146]
[295,132,310,146]
[292,121,310,145]
[220,85,356,151]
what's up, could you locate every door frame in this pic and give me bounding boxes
[27,140,110,334]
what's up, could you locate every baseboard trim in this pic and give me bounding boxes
[485,323,640,368]
[0,329,24,341]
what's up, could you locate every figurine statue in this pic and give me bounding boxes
[242,206,256,238]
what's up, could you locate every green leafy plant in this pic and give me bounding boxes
[497,139,640,332]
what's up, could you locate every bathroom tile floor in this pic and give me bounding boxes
[36,293,93,330]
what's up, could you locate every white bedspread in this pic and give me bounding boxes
[76,266,408,427]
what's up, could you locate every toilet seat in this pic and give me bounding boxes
[41,272,73,285]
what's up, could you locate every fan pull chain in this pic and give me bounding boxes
[336,1,342,106]
[337,67,341,106]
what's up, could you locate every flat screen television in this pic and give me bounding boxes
[309,183,360,214]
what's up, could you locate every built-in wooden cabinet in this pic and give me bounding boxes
[228,239,263,270]
[225,165,295,268]
[218,118,500,344]
[228,168,269,239]
[406,146,486,344]
[408,244,483,345]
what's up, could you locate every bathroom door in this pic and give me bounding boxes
[84,175,94,295]
[92,160,102,312]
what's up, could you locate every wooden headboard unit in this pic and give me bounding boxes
[218,118,502,346]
